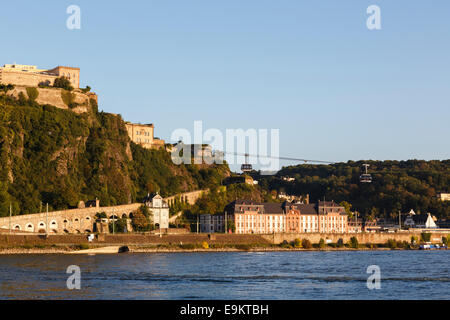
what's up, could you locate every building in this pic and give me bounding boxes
[143,193,169,229]
[362,218,380,232]
[437,193,450,201]
[125,122,165,149]
[316,201,348,233]
[348,218,363,233]
[278,193,309,204]
[200,214,225,233]
[212,199,348,234]
[403,211,438,229]
[0,63,80,88]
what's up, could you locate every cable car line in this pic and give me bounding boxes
[221,151,335,164]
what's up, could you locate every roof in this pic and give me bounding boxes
[56,66,80,70]
[318,200,340,207]
[263,203,284,214]
[283,201,317,214]
[297,204,318,215]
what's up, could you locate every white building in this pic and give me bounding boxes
[144,193,169,229]
[438,193,450,201]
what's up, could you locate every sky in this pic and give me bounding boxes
[0,0,449,172]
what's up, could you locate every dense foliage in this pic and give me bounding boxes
[0,94,230,216]
[255,160,450,219]
[53,77,73,91]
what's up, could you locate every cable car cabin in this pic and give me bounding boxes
[360,173,372,183]
[241,164,253,172]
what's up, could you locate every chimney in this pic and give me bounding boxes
[95,197,100,208]
[306,194,310,204]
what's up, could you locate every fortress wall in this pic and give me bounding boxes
[0,70,57,88]
[166,189,209,206]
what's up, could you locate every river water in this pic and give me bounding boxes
[0,251,448,299]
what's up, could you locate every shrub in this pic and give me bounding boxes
[95,212,107,219]
[443,236,449,246]
[0,83,15,93]
[26,87,39,101]
[294,238,302,248]
[235,244,251,251]
[302,239,312,249]
[201,241,209,249]
[61,90,77,108]
[18,92,27,105]
[411,235,418,244]
[38,80,51,87]
[75,243,89,250]
[421,232,431,243]
[280,240,292,249]
[401,241,410,249]
[349,237,359,248]
[180,243,196,250]
[337,238,344,248]
[387,239,397,249]
[53,76,73,91]
[109,218,127,233]
[81,86,91,93]
[318,238,326,248]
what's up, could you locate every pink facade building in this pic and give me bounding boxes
[202,199,349,234]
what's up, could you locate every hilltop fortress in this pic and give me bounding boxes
[0,62,165,149]
[0,63,80,88]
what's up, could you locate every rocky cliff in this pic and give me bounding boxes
[0,89,230,216]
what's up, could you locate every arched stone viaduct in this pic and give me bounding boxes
[0,203,142,234]
[0,190,208,234]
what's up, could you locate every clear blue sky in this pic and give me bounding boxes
[1,1,449,172]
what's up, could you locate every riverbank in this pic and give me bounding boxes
[1,244,446,254]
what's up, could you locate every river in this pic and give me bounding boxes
[0,250,448,299]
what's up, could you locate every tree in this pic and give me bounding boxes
[53,76,74,91]
[226,218,235,233]
[0,83,15,94]
[421,232,431,243]
[26,87,39,101]
[302,239,312,249]
[319,238,326,248]
[339,201,353,218]
[349,236,359,248]
[81,85,91,93]
[131,211,150,232]
[109,217,127,233]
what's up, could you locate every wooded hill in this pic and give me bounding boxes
[0,90,230,216]
[254,160,450,219]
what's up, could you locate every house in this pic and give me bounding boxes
[143,193,169,229]
[200,214,225,233]
[437,193,450,201]
[403,211,438,229]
